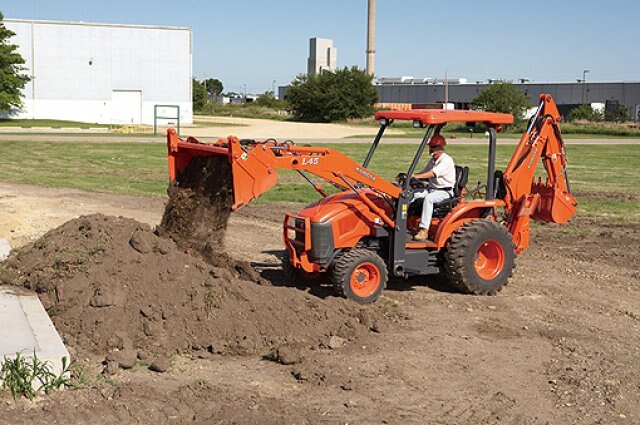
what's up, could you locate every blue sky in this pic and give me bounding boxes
[2,0,638,94]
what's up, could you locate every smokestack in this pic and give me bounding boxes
[366,0,375,76]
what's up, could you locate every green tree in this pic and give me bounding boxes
[204,78,223,96]
[255,91,280,108]
[472,82,531,122]
[192,78,207,111]
[568,104,603,122]
[0,12,30,113]
[604,104,629,123]
[286,67,378,122]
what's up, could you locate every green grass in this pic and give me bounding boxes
[0,141,167,196]
[0,119,112,128]
[349,121,640,139]
[349,132,640,139]
[0,141,637,220]
[0,132,160,138]
[197,104,290,121]
[1,352,72,400]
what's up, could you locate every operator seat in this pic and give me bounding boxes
[408,165,469,218]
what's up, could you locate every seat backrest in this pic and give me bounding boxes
[453,165,469,197]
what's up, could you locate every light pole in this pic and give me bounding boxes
[581,69,590,104]
[272,79,276,95]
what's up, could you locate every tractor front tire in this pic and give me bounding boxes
[444,220,516,295]
[331,248,388,304]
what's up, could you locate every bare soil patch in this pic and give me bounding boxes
[0,189,639,424]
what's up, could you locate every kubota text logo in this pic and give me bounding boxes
[527,146,539,169]
[355,167,376,181]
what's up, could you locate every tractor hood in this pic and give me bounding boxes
[296,189,393,225]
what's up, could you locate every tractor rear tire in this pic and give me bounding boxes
[331,248,388,304]
[444,220,516,295]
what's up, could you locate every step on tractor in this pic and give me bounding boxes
[166,94,577,303]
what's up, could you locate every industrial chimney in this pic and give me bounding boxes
[366,0,375,76]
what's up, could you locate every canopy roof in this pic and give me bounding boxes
[375,109,514,126]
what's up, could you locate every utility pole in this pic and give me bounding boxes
[444,69,449,108]
[366,0,375,76]
[581,69,590,104]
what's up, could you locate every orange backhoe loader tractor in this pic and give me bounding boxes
[166,94,577,303]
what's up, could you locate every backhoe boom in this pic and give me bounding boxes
[502,94,577,252]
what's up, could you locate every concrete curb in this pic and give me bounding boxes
[0,287,70,380]
[0,239,9,261]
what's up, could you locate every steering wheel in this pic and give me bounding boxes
[395,173,426,190]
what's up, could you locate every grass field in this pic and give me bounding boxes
[0,141,637,221]
[0,119,112,128]
[348,121,640,139]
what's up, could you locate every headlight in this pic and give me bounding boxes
[287,228,296,240]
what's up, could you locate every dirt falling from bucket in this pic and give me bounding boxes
[155,155,261,280]
[157,155,233,261]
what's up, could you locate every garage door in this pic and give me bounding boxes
[111,90,142,124]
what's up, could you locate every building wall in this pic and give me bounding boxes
[5,19,192,125]
[375,82,640,120]
[307,37,337,75]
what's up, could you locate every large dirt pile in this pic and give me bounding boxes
[0,155,384,362]
[0,214,377,359]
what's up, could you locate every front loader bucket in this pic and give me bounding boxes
[531,181,577,224]
[166,129,279,210]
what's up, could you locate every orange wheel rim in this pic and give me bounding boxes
[350,262,380,298]
[474,240,505,280]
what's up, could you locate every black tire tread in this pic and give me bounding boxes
[330,248,388,303]
[444,220,516,295]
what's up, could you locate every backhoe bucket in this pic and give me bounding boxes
[531,181,577,224]
[166,129,279,210]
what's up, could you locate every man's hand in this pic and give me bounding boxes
[394,172,407,184]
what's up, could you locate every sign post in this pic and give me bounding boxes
[154,105,181,136]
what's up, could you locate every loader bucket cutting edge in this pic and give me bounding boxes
[166,129,279,211]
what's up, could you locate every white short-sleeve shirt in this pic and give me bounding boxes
[421,152,456,191]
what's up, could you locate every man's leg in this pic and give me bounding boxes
[420,190,451,229]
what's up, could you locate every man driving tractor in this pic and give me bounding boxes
[411,134,456,241]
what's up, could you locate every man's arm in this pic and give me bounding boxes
[413,170,435,179]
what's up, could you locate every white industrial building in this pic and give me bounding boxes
[307,37,337,76]
[4,19,192,125]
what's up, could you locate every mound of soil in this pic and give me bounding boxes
[0,156,385,362]
[0,214,378,359]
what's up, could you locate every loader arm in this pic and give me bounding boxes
[166,129,401,228]
[501,94,577,253]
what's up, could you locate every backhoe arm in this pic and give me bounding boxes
[501,94,577,252]
[167,130,401,227]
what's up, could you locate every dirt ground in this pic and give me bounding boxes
[1,182,639,425]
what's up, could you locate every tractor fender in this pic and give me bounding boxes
[434,199,506,249]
